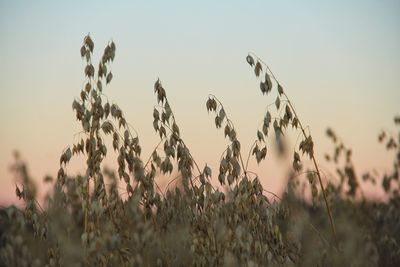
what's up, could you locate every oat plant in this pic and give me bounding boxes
[244,53,338,245]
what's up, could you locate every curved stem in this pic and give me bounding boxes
[156,119,210,192]
[249,52,338,246]
[208,94,248,176]
[284,91,337,246]
[144,136,168,170]
[245,140,258,171]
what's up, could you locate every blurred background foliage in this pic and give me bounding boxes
[0,36,399,267]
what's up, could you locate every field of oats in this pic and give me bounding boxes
[0,34,399,267]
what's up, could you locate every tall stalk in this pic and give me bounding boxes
[246,53,337,246]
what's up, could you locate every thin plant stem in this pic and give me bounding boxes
[249,52,338,247]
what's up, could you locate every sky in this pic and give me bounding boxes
[0,1,399,205]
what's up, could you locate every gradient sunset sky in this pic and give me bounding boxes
[1,1,399,205]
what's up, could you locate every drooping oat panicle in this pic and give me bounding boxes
[246,53,338,246]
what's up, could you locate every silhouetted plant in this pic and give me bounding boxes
[1,35,399,267]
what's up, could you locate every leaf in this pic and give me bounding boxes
[157,87,166,103]
[65,147,72,161]
[165,102,172,119]
[226,147,232,159]
[294,151,300,162]
[232,157,241,175]
[85,50,90,62]
[159,126,166,138]
[80,90,87,101]
[106,72,113,84]
[85,82,91,92]
[257,130,264,142]
[293,160,301,171]
[207,98,217,111]
[61,148,72,165]
[153,108,159,120]
[220,158,229,171]
[260,146,267,159]
[82,119,90,132]
[224,124,231,137]
[204,164,212,178]
[265,72,272,93]
[80,46,86,58]
[91,89,98,99]
[279,118,287,132]
[15,185,22,199]
[97,80,102,92]
[199,174,205,184]
[265,111,271,127]
[154,78,161,93]
[153,119,159,131]
[215,116,221,128]
[123,172,130,184]
[206,98,212,112]
[101,145,107,156]
[85,35,94,52]
[98,63,104,78]
[119,117,126,128]
[57,167,65,180]
[172,122,180,136]
[113,140,119,151]
[285,105,292,120]
[124,129,129,141]
[161,112,167,124]
[246,55,255,66]
[275,96,281,110]
[227,174,234,185]
[219,108,226,121]
[218,173,225,185]
[110,41,116,52]
[132,136,139,146]
[262,123,268,136]
[213,99,218,111]
[72,99,80,111]
[254,61,262,77]
[104,102,110,118]
[278,83,284,95]
[293,150,302,171]
[232,140,241,157]
[110,104,118,117]
[283,114,289,127]
[110,50,115,61]
[292,117,298,129]
[256,150,262,164]
[252,144,259,155]
[260,82,267,94]
[101,121,114,135]
[229,129,237,141]
[85,64,95,77]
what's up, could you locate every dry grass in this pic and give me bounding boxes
[1,35,399,267]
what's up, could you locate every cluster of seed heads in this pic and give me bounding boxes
[13,35,400,266]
